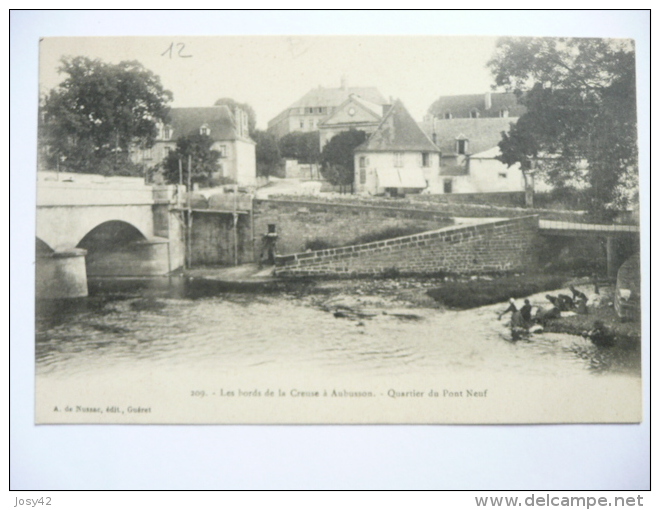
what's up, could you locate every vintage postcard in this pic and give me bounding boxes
[35,36,642,424]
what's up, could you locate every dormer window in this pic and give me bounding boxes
[200,124,210,136]
[163,126,172,140]
[456,139,468,155]
[499,109,509,118]
[469,110,479,119]
[444,111,452,119]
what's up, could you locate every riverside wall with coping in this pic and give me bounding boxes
[275,215,540,277]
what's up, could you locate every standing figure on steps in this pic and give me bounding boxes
[258,224,278,268]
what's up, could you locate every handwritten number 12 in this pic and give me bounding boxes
[161,43,192,59]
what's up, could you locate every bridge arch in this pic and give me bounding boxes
[74,220,170,277]
[76,220,148,252]
[37,204,155,252]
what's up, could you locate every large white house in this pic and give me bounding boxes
[353,100,440,196]
[420,93,527,195]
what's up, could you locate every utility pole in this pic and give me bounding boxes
[186,155,193,269]
[233,184,238,266]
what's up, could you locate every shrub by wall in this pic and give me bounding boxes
[254,199,453,255]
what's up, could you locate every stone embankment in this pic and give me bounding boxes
[275,215,539,278]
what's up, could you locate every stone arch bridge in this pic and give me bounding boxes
[36,173,185,298]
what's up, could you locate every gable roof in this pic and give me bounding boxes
[319,94,383,127]
[420,117,517,156]
[289,86,388,109]
[355,100,440,153]
[166,106,252,143]
[427,92,526,119]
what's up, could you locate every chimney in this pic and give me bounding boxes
[341,75,348,91]
[234,106,245,137]
[485,91,492,110]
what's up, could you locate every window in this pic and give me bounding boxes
[200,124,210,136]
[498,172,507,179]
[359,156,366,168]
[359,167,366,184]
[469,110,479,119]
[456,139,468,155]
[499,109,509,118]
[394,152,403,167]
[443,179,453,194]
[164,146,172,156]
[300,121,304,129]
[163,126,172,140]
[217,145,227,158]
[307,107,314,114]
[421,152,430,167]
[317,107,323,114]
[444,111,452,119]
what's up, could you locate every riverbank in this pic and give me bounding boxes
[181,266,640,368]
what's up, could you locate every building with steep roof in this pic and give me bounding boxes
[267,78,388,139]
[133,105,256,186]
[353,100,440,196]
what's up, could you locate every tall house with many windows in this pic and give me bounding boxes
[267,78,388,139]
[417,91,529,194]
[133,105,256,186]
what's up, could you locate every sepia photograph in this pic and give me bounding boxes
[33,33,644,426]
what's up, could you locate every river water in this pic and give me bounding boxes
[36,277,637,380]
[35,277,642,424]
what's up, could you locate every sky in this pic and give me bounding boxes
[39,35,501,128]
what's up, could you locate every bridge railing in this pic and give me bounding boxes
[539,219,639,234]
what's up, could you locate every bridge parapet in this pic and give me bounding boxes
[37,172,156,207]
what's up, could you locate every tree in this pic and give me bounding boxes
[162,133,222,188]
[214,98,257,136]
[488,37,638,218]
[320,130,367,189]
[40,56,172,175]
[278,131,320,165]
[252,129,282,178]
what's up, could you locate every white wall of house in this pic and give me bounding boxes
[354,150,438,195]
[233,139,257,186]
[464,157,526,192]
[437,162,524,195]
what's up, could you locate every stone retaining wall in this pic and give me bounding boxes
[275,215,539,277]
